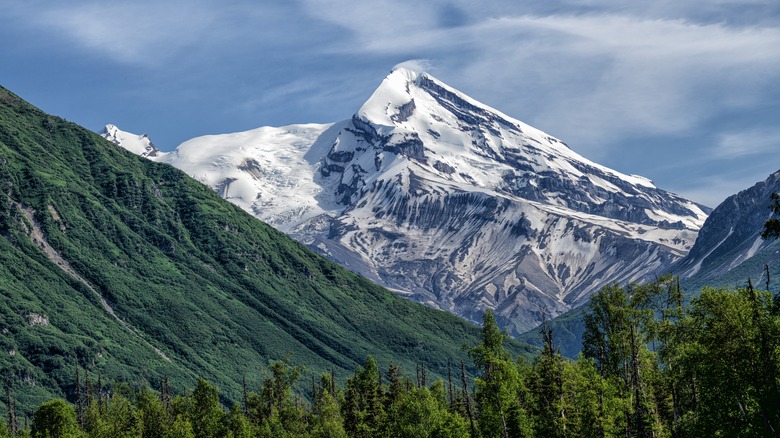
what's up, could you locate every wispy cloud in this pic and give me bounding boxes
[480,15,780,154]
[4,0,293,66]
[393,59,435,73]
[32,1,215,64]
[715,128,780,158]
[299,3,780,156]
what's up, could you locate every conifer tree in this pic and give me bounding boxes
[261,357,303,419]
[254,357,307,435]
[97,371,105,415]
[447,359,455,411]
[469,309,520,438]
[190,377,225,438]
[160,374,171,413]
[105,393,142,437]
[4,380,17,438]
[311,374,347,438]
[342,356,384,437]
[528,318,568,437]
[84,370,94,409]
[460,360,477,438]
[164,414,195,438]
[761,192,780,240]
[74,369,83,429]
[225,403,254,438]
[137,388,168,438]
[385,362,403,409]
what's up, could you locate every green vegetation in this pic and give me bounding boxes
[0,85,533,417]
[761,192,780,240]
[10,276,780,436]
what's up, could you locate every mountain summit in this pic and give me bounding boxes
[107,68,709,334]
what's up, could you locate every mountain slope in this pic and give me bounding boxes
[0,85,533,414]
[109,67,708,334]
[674,170,780,291]
[522,169,780,358]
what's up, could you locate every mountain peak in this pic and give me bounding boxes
[111,67,710,333]
[391,59,432,75]
[358,67,562,155]
[356,68,421,127]
[389,65,424,80]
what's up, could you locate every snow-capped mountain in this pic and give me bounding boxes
[101,124,161,158]
[674,170,780,284]
[104,67,709,334]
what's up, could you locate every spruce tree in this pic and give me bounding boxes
[137,388,168,438]
[528,319,568,437]
[4,381,17,438]
[190,377,225,438]
[311,377,347,438]
[342,356,384,437]
[761,192,780,240]
[469,309,521,438]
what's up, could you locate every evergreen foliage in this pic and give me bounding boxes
[8,276,780,437]
[30,399,78,438]
[15,275,780,437]
[762,192,780,240]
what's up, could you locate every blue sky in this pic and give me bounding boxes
[1,0,779,208]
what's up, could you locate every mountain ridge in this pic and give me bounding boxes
[107,68,709,334]
[673,169,780,290]
[519,168,780,358]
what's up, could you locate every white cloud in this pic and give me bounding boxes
[34,1,217,64]
[476,16,780,153]
[5,0,291,65]
[299,5,780,158]
[393,59,435,73]
[715,128,780,158]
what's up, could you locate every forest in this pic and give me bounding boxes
[3,273,780,437]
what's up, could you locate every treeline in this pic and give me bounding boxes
[4,275,780,437]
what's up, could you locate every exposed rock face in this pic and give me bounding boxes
[674,170,780,283]
[107,68,709,334]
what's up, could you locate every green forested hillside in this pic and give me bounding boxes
[0,86,534,416]
[14,279,780,437]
